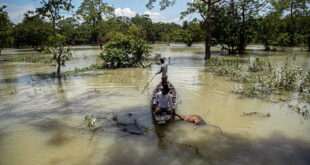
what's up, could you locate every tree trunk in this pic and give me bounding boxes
[204,0,212,60]
[265,45,270,51]
[205,32,211,60]
[0,49,2,56]
[56,53,62,77]
[52,15,56,35]
[289,1,296,46]
[308,35,310,52]
[238,4,246,54]
[57,60,61,77]
[230,0,235,16]
[264,40,270,51]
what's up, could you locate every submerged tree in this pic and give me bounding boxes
[100,33,151,68]
[181,0,224,59]
[148,0,225,59]
[47,34,72,76]
[267,0,310,47]
[0,5,13,55]
[36,0,73,77]
[213,3,240,54]
[235,0,266,54]
[148,0,269,55]
[256,12,281,51]
[181,20,204,47]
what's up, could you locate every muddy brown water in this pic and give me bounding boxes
[0,44,310,165]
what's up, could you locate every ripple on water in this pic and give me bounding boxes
[0,45,310,165]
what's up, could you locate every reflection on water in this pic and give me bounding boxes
[0,45,310,165]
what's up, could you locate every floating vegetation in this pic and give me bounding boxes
[288,102,310,119]
[64,64,104,76]
[84,113,148,135]
[248,57,272,72]
[84,115,97,129]
[207,57,310,103]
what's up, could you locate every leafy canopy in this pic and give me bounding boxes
[0,5,13,51]
[100,33,151,68]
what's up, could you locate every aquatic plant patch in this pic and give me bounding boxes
[206,57,310,103]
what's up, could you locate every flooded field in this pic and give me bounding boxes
[0,44,310,165]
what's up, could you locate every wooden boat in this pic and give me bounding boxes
[151,81,177,125]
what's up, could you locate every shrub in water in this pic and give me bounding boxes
[100,33,151,68]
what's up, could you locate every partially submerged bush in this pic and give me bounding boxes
[248,57,269,72]
[100,34,151,68]
[46,34,72,77]
[207,57,310,102]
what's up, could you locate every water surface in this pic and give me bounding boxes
[0,44,310,165]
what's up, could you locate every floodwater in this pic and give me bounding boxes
[0,44,310,165]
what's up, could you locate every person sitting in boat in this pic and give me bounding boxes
[153,84,174,115]
[153,78,175,98]
[156,57,168,82]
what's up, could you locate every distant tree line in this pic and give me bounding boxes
[0,2,202,53]
[0,0,310,58]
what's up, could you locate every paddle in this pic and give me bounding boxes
[141,74,157,93]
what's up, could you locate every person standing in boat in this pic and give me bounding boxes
[156,57,168,82]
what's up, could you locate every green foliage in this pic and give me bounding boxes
[185,20,204,43]
[74,23,93,44]
[36,0,74,30]
[0,5,13,54]
[77,0,114,23]
[128,24,144,39]
[207,56,310,103]
[248,57,268,72]
[130,37,151,63]
[146,0,175,10]
[100,34,151,68]
[173,20,204,47]
[46,43,72,76]
[256,12,281,50]
[36,0,73,77]
[275,33,290,47]
[131,15,156,42]
[148,0,310,55]
[48,33,66,46]
[46,33,72,64]
[77,0,114,43]
[58,17,80,44]
[1,0,308,51]
[181,30,194,47]
[14,13,53,49]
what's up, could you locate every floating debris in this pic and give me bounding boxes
[241,112,271,118]
[288,102,310,119]
[114,113,145,135]
[84,113,147,135]
[84,115,97,129]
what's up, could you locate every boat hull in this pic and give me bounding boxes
[151,82,177,125]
